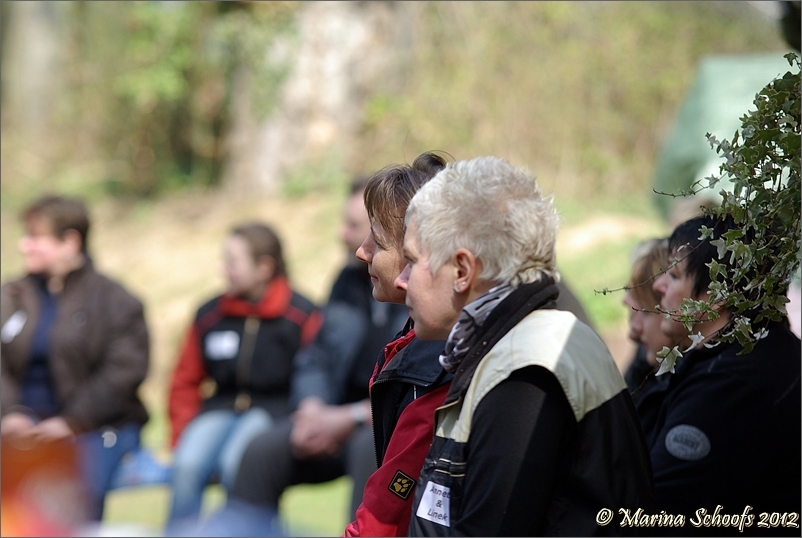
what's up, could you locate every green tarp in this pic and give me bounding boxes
[651,53,794,220]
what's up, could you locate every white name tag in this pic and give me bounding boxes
[1,311,27,343]
[205,330,240,360]
[415,480,451,527]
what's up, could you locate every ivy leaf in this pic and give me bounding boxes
[655,346,682,376]
[682,332,706,353]
[707,259,722,281]
[752,328,770,340]
[710,237,728,260]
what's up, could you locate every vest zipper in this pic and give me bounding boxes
[234,315,260,412]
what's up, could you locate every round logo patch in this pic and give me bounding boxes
[665,424,710,461]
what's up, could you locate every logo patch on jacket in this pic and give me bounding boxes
[665,424,710,461]
[388,470,415,500]
[1,311,26,343]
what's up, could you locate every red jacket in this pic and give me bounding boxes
[168,276,321,447]
[344,329,450,537]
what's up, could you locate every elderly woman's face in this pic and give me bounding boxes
[397,221,461,340]
[356,219,407,304]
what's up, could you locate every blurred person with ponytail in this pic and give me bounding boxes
[166,222,321,531]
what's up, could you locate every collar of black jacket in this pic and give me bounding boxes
[374,336,449,387]
[443,276,560,406]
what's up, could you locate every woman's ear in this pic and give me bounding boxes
[696,288,727,315]
[709,300,728,315]
[61,229,84,255]
[453,248,481,293]
[256,255,277,282]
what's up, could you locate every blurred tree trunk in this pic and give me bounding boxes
[1,2,66,142]
[221,1,416,193]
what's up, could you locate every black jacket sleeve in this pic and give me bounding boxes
[452,366,575,537]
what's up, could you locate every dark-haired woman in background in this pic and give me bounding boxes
[167,223,320,530]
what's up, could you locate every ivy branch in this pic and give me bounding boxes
[689,52,801,354]
[603,52,801,367]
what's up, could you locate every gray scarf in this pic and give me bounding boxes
[439,283,514,373]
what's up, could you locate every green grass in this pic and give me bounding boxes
[279,478,351,536]
[560,235,656,330]
[104,478,352,536]
[554,196,669,332]
[105,400,351,536]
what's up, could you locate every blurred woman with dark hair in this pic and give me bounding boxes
[640,215,801,528]
[167,222,321,529]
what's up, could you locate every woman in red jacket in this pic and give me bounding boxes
[167,222,320,530]
[343,152,452,537]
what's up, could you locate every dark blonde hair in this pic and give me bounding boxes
[230,222,286,278]
[363,152,448,248]
[628,238,669,309]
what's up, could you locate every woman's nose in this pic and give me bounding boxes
[356,235,373,264]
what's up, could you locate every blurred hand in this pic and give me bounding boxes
[29,417,75,443]
[290,397,357,459]
[1,412,36,443]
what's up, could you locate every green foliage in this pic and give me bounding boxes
[2,2,786,206]
[357,1,786,201]
[668,53,801,353]
[557,198,667,331]
[54,2,298,199]
[281,148,352,199]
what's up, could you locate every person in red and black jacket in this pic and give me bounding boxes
[342,151,452,537]
[166,222,321,530]
[215,179,408,531]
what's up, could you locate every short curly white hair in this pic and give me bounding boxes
[406,156,560,287]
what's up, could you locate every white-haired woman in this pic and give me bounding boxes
[398,156,654,536]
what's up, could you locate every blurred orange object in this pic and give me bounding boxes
[1,438,88,536]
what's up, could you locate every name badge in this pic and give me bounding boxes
[205,330,240,360]
[1,311,27,343]
[416,480,451,527]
